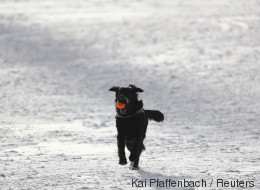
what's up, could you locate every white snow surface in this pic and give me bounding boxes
[0,0,259,189]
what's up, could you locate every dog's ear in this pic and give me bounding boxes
[129,84,143,93]
[109,86,119,92]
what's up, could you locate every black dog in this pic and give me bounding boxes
[109,84,164,170]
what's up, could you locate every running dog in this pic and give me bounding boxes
[109,84,164,170]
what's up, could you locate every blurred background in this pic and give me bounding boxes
[0,0,259,126]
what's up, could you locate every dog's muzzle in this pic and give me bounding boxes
[118,96,127,104]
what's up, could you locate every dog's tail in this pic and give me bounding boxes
[145,110,164,122]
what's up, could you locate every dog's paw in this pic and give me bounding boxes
[119,160,127,165]
[129,161,139,170]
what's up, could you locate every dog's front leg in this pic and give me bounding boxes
[129,138,144,170]
[117,136,127,165]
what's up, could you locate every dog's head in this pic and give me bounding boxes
[109,84,143,115]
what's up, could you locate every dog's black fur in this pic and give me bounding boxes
[109,84,164,170]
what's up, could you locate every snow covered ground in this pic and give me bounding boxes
[0,0,259,189]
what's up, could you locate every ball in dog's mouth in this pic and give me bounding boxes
[117,102,127,114]
[117,102,125,109]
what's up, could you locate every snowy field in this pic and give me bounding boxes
[0,0,260,189]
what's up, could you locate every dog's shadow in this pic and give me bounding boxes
[123,168,194,190]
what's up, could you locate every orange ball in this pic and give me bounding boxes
[117,102,125,109]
